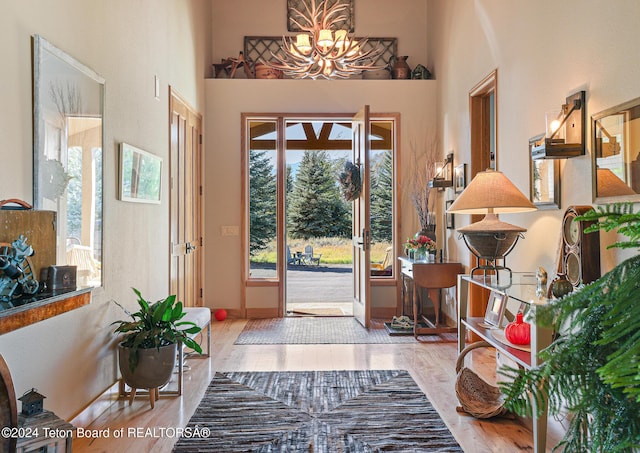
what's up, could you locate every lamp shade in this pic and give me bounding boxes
[447,169,536,214]
[447,170,537,271]
[295,34,312,54]
[317,29,334,47]
[334,30,348,48]
[596,167,636,197]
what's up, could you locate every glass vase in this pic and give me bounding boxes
[414,248,428,262]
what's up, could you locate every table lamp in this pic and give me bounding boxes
[446,169,537,277]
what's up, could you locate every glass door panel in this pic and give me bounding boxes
[248,120,278,279]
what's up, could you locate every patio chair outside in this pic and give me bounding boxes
[371,246,392,270]
[286,246,299,266]
[303,245,321,265]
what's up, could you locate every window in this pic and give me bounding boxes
[247,120,278,279]
[244,115,397,282]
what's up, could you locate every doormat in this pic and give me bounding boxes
[234,317,421,344]
[173,370,463,452]
[289,308,345,316]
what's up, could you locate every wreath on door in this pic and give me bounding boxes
[338,161,361,201]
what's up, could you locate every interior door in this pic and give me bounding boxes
[169,89,203,307]
[352,106,372,327]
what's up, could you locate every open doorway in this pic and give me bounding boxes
[284,121,354,316]
[244,114,396,319]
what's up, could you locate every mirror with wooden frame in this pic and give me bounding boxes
[592,97,640,203]
[32,35,104,288]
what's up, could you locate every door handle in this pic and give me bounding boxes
[353,230,371,249]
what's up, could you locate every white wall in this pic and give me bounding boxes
[211,0,429,74]
[4,0,639,422]
[0,0,210,420]
[429,0,640,274]
[204,79,438,313]
[205,0,434,314]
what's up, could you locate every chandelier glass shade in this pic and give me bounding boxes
[264,0,384,79]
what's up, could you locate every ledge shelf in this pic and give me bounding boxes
[0,288,92,335]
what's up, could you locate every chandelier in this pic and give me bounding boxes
[264,0,384,79]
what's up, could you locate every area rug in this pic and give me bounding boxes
[234,317,421,344]
[173,370,462,452]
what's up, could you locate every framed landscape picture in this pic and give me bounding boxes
[483,291,507,327]
[529,134,560,209]
[454,163,466,194]
[445,200,455,229]
[119,143,162,204]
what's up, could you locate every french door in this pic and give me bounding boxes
[244,112,394,320]
[351,106,372,327]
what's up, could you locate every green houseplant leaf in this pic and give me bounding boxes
[498,203,640,452]
[113,288,203,373]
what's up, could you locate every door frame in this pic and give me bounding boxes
[242,112,401,319]
[468,70,498,322]
[469,69,498,174]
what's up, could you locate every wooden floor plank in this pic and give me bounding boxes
[72,319,563,452]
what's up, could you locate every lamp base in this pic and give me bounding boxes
[460,231,523,288]
[456,213,527,286]
[457,213,525,258]
[469,260,512,287]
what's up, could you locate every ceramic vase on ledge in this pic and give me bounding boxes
[419,225,436,242]
[391,56,411,80]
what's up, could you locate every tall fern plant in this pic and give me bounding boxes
[499,203,640,452]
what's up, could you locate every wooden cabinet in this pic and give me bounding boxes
[399,257,463,337]
[457,273,554,453]
[0,210,56,282]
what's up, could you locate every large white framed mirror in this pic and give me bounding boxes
[32,35,104,288]
[592,97,640,203]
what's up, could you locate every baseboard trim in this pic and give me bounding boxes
[70,381,120,427]
[371,306,397,320]
[246,307,279,318]
[221,308,243,319]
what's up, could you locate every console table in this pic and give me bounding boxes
[399,257,463,338]
[457,273,554,453]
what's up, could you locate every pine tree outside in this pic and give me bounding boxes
[247,119,395,314]
[249,147,392,267]
[248,122,393,269]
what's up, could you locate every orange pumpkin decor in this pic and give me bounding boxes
[504,312,531,345]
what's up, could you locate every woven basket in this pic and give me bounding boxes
[455,341,508,419]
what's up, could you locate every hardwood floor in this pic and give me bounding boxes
[73,319,562,452]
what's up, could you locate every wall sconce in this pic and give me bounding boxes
[429,153,454,189]
[531,90,585,159]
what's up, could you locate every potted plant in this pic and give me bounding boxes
[113,288,202,392]
[499,203,640,452]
